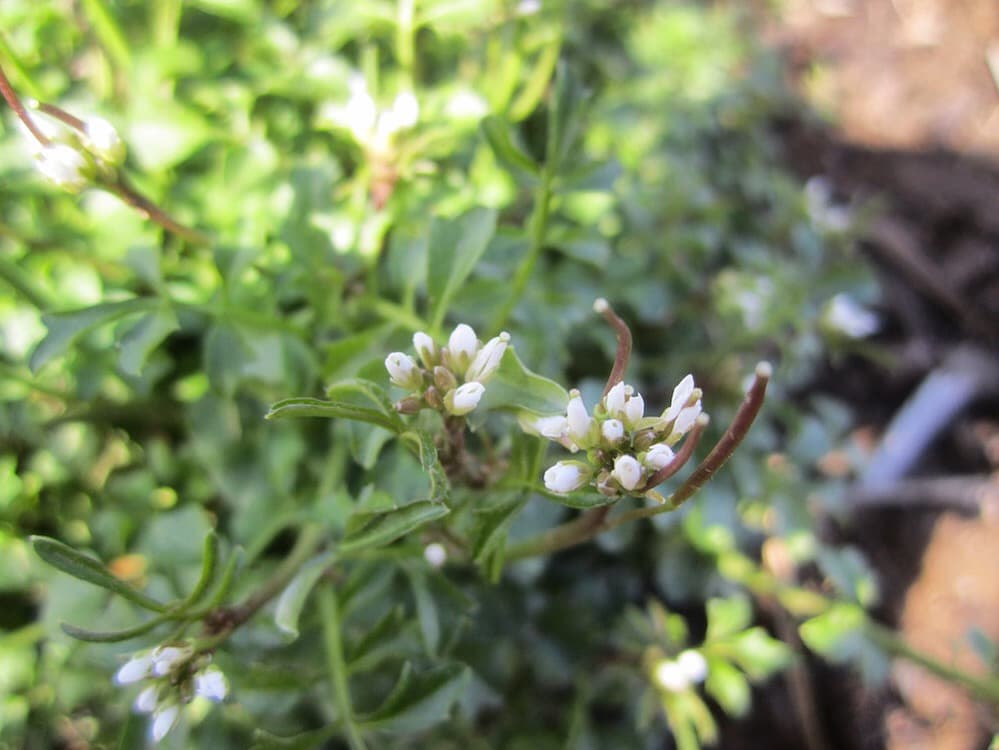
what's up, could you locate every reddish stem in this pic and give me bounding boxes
[0,61,48,145]
[594,298,632,398]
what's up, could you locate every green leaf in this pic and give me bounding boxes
[478,347,568,414]
[346,606,408,674]
[405,428,449,504]
[339,502,450,556]
[60,615,169,643]
[548,61,588,171]
[705,596,752,641]
[30,299,157,372]
[727,628,791,679]
[274,551,336,640]
[426,208,498,330]
[405,568,440,657]
[30,536,167,613]
[704,658,751,717]
[798,602,866,658]
[266,397,402,434]
[118,306,179,375]
[538,489,617,510]
[470,493,526,577]
[481,116,539,175]
[183,531,220,607]
[359,662,470,733]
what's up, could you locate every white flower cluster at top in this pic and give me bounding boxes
[385,323,510,418]
[318,73,418,157]
[652,649,708,693]
[522,374,704,497]
[19,108,126,192]
[114,642,228,743]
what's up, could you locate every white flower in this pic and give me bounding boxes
[543,461,591,494]
[566,390,593,446]
[35,143,88,191]
[193,666,228,702]
[825,294,879,338]
[465,331,509,383]
[385,352,422,390]
[134,685,160,713]
[151,645,192,676]
[115,652,153,685]
[611,454,643,491]
[150,704,180,743]
[662,375,696,423]
[670,403,702,438]
[643,443,675,471]
[82,116,125,165]
[446,323,478,372]
[423,542,447,568]
[522,414,569,441]
[653,659,690,692]
[446,381,485,415]
[603,381,627,417]
[676,650,708,683]
[601,418,625,444]
[382,90,419,132]
[412,331,437,368]
[623,391,644,427]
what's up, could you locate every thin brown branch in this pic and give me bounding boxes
[593,298,632,398]
[107,175,211,246]
[641,417,708,489]
[0,61,48,145]
[36,101,85,131]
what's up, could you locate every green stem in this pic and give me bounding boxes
[318,586,368,750]
[865,622,999,706]
[396,0,416,89]
[0,254,53,309]
[490,166,553,331]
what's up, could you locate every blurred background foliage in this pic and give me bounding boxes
[1,0,887,747]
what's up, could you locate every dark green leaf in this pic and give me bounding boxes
[426,208,498,330]
[548,61,588,170]
[339,502,450,556]
[539,490,617,510]
[478,347,568,414]
[60,615,169,643]
[183,531,220,606]
[30,536,167,613]
[481,116,539,175]
[405,568,440,657]
[266,397,402,434]
[118,306,180,375]
[705,596,752,641]
[704,658,751,717]
[359,662,470,733]
[275,551,336,639]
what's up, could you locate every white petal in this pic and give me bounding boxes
[447,324,478,360]
[151,646,191,676]
[36,144,88,190]
[464,331,509,383]
[134,685,160,713]
[671,402,702,437]
[603,382,626,417]
[385,352,421,389]
[543,461,590,494]
[448,381,485,415]
[654,660,690,692]
[624,392,645,426]
[194,667,228,702]
[611,454,643,491]
[643,443,675,471]
[412,331,437,368]
[566,391,592,443]
[663,374,695,423]
[150,704,180,743]
[423,542,447,568]
[601,419,624,443]
[115,653,153,685]
[677,650,708,683]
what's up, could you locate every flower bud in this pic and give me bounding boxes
[445,381,485,416]
[385,352,423,390]
[603,381,627,417]
[669,403,702,441]
[35,143,89,192]
[134,685,159,713]
[82,116,126,166]
[151,645,193,676]
[653,659,690,693]
[423,542,447,568]
[601,418,625,444]
[543,461,592,494]
[623,391,645,427]
[115,652,153,685]
[433,365,458,392]
[423,386,442,410]
[465,331,509,383]
[445,323,478,373]
[394,396,423,414]
[193,666,228,702]
[611,454,643,491]
[661,374,696,424]
[151,704,180,743]
[643,443,675,471]
[519,413,568,441]
[566,390,594,447]
[413,331,438,368]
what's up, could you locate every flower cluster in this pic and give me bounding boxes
[385,324,510,417]
[522,374,704,497]
[114,643,228,743]
[20,106,126,192]
[651,649,708,693]
[318,73,418,158]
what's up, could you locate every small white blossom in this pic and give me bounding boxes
[380,91,419,133]
[643,443,675,471]
[151,645,192,676]
[412,331,437,368]
[662,374,696,424]
[446,323,478,372]
[566,390,593,446]
[115,652,154,685]
[671,403,702,437]
[623,391,644,427]
[447,381,485,415]
[677,650,708,683]
[82,116,125,165]
[151,704,180,743]
[423,542,447,568]
[543,461,591,494]
[35,143,89,191]
[465,331,510,383]
[611,454,643,491]
[193,666,228,702]
[134,685,159,713]
[601,418,624,444]
[653,659,690,692]
[825,293,879,339]
[385,352,422,390]
[603,381,627,417]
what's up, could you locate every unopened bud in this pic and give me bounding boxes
[423,386,443,410]
[394,396,423,414]
[612,454,644,491]
[35,143,90,192]
[465,331,509,383]
[82,116,126,166]
[445,381,485,416]
[413,331,438,368]
[445,323,478,373]
[385,352,423,390]
[433,365,458,392]
[543,461,592,494]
